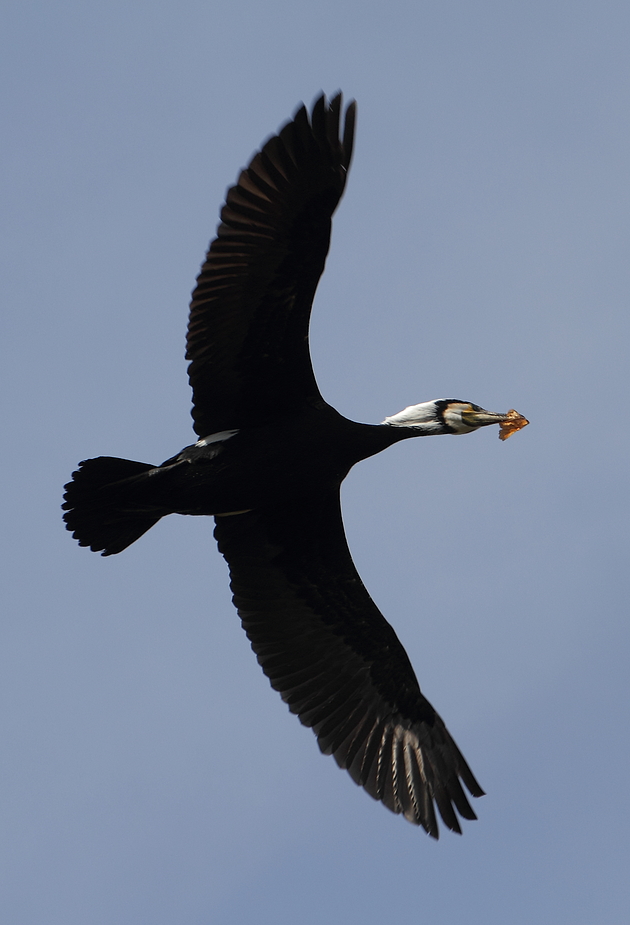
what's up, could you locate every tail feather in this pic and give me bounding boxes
[63,456,165,556]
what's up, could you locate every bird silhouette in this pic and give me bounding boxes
[63,93,527,837]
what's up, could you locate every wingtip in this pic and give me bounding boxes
[306,92,357,170]
[342,99,357,170]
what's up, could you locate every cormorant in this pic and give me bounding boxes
[63,94,527,837]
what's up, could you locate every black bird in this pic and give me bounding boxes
[63,94,527,837]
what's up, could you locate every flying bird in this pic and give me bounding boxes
[63,94,527,838]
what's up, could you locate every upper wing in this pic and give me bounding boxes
[214,490,484,837]
[186,94,356,437]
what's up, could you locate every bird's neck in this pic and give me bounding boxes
[341,420,438,465]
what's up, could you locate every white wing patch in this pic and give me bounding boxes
[195,429,240,447]
[165,429,241,469]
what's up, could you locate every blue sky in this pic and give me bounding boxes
[2,1,630,922]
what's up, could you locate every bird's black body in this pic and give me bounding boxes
[62,94,521,837]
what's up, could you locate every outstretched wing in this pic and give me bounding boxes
[186,94,356,437]
[214,491,484,837]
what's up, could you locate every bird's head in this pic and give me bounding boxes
[383,400,528,439]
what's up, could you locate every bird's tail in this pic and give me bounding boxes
[62,456,167,556]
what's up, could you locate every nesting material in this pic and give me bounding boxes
[499,409,529,441]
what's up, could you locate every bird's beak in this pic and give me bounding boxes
[461,407,529,440]
[460,408,508,428]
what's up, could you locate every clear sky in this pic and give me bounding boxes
[2,1,629,922]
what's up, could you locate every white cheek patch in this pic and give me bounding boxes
[383,401,441,428]
[195,429,240,447]
[442,406,475,434]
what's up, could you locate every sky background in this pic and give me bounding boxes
[2,1,630,922]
